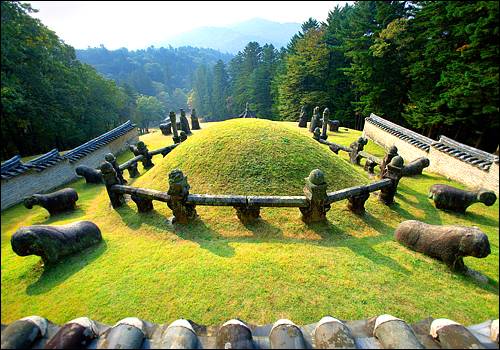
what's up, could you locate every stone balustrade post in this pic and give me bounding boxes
[100,161,125,209]
[347,191,370,214]
[131,194,154,212]
[127,161,140,178]
[300,169,331,223]
[348,137,368,165]
[234,205,261,224]
[379,156,404,205]
[166,169,197,224]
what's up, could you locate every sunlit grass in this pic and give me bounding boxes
[1,120,498,326]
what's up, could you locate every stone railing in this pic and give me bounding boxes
[1,314,497,349]
[1,121,138,210]
[102,155,404,224]
[363,114,499,194]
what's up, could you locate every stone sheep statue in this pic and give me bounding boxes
[428,184,497,214]
[23,188,78,216]
[401,157,430,176]
[11,221,102,265]
[75,165,103,184]
[394,220,491,272]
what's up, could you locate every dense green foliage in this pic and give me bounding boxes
[191,1,498,151]
[1,1,135,159]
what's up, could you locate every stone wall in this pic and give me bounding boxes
[363,114,499,194]
[1,124,138,211]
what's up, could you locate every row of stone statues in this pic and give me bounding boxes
[160,108,201,137]
[298,106,340,136]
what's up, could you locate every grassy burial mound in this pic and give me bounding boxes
[134,119,368,195]
[1,122,498,328]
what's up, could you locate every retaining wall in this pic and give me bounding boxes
[363,114,499,194]
[1,121,138,210]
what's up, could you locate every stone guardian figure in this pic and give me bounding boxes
[309,106,321,133]
[298,106,308,128]
[191,108,201,130]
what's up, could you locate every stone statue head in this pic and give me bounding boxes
[191,109,197,117]
[313,106,320,116]
[300,106,306,114]
[313,127,321,139]
[100,161,115,174]
[23,196,37,209]
[137,141,146,151]
[459,227,491,258]
[323,108,330,118]
[179,131,187,141]
[358,137,368,146]
[10,226,39,256]
[389,155,404,168]
[388,145,398,156]
[104,153,115,163]
[308,169,326,185]
[180,109,186,117]
[477,190,497,206]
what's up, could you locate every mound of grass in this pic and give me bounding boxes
[134,119,367,195]
[1,122,498,327]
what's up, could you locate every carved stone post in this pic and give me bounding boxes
[166,169,197,224]
[379,156,404,205]
[380,145,398,178]
[130,141,154,169]
[349,137,368,165]
[300,169,331,223]
[170,111,181,144]
[100,161,125,209]
[105,153,127,184]
[179,131,187,142]
[347,192,370,214]
[309,106,321,133]
[127,161,140,178]
[320,108,329,140]
[234,205,261,224]
[131,194,154,212]
[191,108,201,130]
[298,106,308,128]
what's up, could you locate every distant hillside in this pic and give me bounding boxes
[160,18,301,53]
[76,46,233,95]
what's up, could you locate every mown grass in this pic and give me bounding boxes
[1,120,498,326]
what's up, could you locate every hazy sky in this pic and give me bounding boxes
[27,1,351,50]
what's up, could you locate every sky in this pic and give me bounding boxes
[27,1,351,50]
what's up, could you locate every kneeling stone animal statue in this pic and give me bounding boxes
[394,220,490,272]
[429,184,497,214]
[23,188,78,216]
[11,221,102,265]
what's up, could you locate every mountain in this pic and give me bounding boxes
[160,18,301,53]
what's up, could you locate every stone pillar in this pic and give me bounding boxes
[320,108,329,140]
[170,111,181,144]
[191,109,201,130]
[166,169,197,224]
[131,194,154,213]
[234,205,260,224]
[300,169,331,223]
[105,153,127,184]
[127,161,140,178]
[347,191,370,214]
[298,106,308,128]
[100,161,125,209]
[379,156,404,205]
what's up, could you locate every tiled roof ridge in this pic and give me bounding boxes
[365,113,433,151]
[1,121,135,180]
[1,315,498,349]
[432,135,499,171]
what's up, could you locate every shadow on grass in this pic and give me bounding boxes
[26,240,107,295]
[394,184,442,225]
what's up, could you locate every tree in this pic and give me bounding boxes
[211,60,230,119]
[135,95,164,133]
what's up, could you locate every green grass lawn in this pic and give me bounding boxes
[1,120,498,326]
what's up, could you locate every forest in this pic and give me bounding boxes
[1,1,499,159]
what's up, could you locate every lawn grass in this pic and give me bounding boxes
[1,120,498,326]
